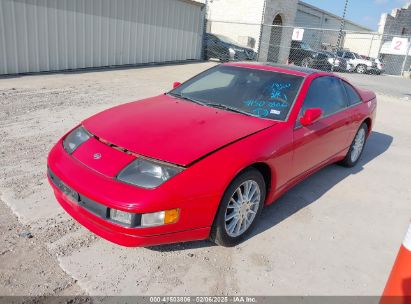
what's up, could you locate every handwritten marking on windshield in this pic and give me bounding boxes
[252,108,269,117]
[270,82,291,100]
[244,100,288,108]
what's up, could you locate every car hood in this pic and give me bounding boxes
[353,59,372,65]
[82,95,275,166]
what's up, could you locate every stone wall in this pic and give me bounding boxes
[259,0,299,63]
[378,3,411,39]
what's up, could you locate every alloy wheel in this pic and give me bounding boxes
[224,180,261,237]
[357,65,366,74]
[351,128,366,162]
[302,58,310,68]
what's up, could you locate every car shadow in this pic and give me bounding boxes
[246,130,393,241]
[149,131,393,252]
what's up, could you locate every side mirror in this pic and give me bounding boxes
[173,82,181,89]
[300,108,323,127]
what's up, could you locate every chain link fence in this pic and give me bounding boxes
[204,19,411,76]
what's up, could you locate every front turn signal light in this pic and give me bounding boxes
[141,209,180,227]
[164,209,180,225]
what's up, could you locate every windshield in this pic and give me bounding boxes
[214,34,239,45]
[169,65,304,121]
[300,42,313,51]
[353,52,362,59]
[324,51,336,58]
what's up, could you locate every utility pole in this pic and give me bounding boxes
[401,37,411,76]
[332,0,349,72]
[336,0,349,51]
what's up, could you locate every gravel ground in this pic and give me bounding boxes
[0,197,83,296]
[0,62,410,296]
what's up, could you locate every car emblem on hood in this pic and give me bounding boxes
[93,153,102,160]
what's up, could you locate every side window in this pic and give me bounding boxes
[342,81,362,106]
[300,76,348,119]
[345,53,355,59]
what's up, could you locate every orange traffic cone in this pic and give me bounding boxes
[381,222,411,304]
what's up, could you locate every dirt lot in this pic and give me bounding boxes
[0,62,410,296]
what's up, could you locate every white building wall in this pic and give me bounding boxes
[343,33,382,58]
[0,0,205,75]
[207,0,265,50]
[296,2,370,32]
[295,1,372,50]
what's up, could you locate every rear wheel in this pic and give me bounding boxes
[340,123,368,167]
[210,168,266,247]
[356,64,367,74]
[219,53,230,62]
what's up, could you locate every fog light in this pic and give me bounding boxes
[141,209,180,227]
[109,209,133,225]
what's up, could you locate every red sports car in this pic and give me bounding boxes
[47,63,377,247]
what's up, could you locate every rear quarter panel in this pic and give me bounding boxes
[350,86,377,136]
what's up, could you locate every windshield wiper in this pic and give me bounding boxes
[205,103,256,117]
[168,92,206,106]
[168,94,257,117]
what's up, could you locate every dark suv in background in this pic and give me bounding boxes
[288,41,331,70]
[204,33,256,62]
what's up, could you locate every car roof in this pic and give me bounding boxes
[223,62,321,77]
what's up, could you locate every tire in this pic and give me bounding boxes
[210,168,266,247]
[219,53,230,62]
[301,57,313,68]
[356,64,367,74]
[340,123,368,168]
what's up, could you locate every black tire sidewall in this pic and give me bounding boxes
[211,168,266,247]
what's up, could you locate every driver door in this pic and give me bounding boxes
[292,76,351,177]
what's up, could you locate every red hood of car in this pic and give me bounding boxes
[82,95,275,166]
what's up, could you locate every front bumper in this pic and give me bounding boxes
[49,178,210,247]
[47,140,214,247]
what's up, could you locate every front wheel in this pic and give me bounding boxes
[301,57,313,68]
[340,123,368,167]
[210,168,266,247]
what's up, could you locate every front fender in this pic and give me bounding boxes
[182,123,292,208]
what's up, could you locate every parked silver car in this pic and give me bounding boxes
[336,51,379,74]
[323,51,353,72]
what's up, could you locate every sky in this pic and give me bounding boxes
[302,0,411,30]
